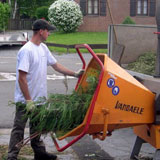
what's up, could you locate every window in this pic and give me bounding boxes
[80,0,106,16]
[87,0,99,15]
[137,0,148,15]
[130,0,156,17]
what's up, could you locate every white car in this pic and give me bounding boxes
[0,31,28,46]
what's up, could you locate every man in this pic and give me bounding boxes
[7,19,84,160]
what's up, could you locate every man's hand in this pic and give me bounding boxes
[74,69,85,78]
[26,100,36,112]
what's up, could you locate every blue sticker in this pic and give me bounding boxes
[107,78,115,88]
[112,86,119,96]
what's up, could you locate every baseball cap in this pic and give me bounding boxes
[32,19,56,31]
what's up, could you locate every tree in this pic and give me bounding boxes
[18,0,36,18]
[5,0,55,19]
[36,6,49,20]
[0,2,10,31]
[7,0,18,19]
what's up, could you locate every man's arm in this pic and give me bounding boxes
[18,70,31,101]
[52,63,75,76]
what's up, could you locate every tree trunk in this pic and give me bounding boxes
[12,0,17,19]
[8,0,11,5]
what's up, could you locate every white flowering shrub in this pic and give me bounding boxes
[48,0,83,33]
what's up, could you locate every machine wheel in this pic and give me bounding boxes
[153,149,160,160]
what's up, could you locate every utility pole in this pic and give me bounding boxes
[155,0,160,77]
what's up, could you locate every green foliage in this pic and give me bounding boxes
[17,70,99,137]
[48,0,83,33]
[35,0,56,7]
[36,6,49,20]
[32,91,92,137]
[0,2,10,31]
[10,0,55,19]
[122,16,136,24]
[125,52,156,75]
[18,0,37,18]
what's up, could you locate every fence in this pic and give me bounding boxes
[8,19,34,30]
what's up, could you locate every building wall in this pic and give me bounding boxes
[78,16,110,32]
[76,0,156,32]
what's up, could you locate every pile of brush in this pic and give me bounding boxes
[17,71,99,137]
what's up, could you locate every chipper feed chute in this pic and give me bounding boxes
[51,44,155,152]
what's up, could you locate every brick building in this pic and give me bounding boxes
[75,0,156,32]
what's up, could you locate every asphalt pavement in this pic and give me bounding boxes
[0,127,156,160]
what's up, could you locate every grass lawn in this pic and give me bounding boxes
[46,32,108,53]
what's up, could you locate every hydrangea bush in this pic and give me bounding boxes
[48,0,83,33]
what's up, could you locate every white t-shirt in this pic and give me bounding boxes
[15,41,57,103]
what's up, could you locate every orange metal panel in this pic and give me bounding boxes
[134,125,160,149]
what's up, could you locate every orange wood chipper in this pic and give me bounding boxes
[50,44,160,160]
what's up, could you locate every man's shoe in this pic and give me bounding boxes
[34,152,57,160]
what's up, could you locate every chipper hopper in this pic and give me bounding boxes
[51,44,160,158]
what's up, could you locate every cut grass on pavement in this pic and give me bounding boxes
[47,32,108,53]
[125,52,156,76]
